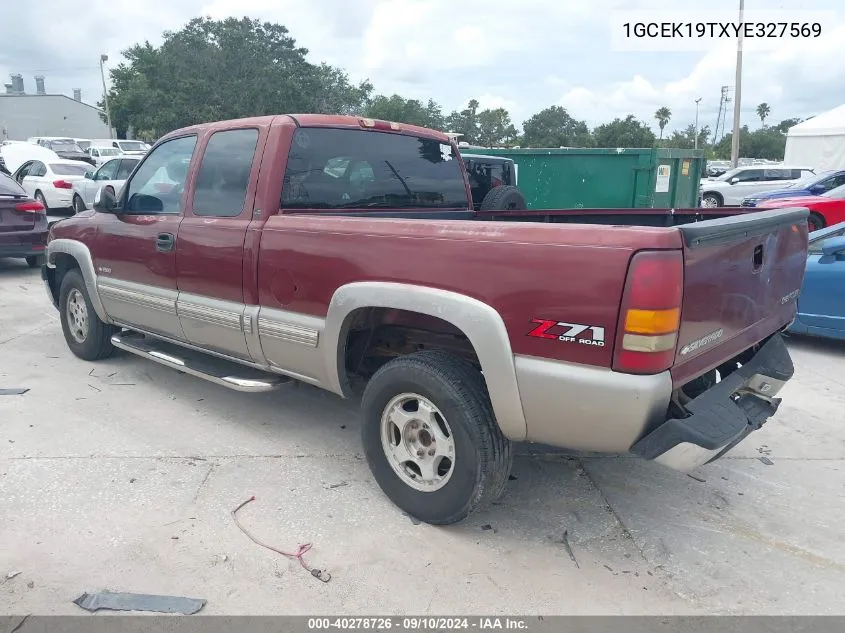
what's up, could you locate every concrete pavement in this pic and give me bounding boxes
[1,257,843,615]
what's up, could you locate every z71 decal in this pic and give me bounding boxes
[527,319,606,347]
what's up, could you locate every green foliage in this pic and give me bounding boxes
[592,115,656,148]
[773,117,802,133]
[654,106,671,140]
[666,123,711,150]
[364,94,444,129]
[520,106,591,148]
[104,17,371,137]
[756,102,771,126]
[476,108,518,146]
[444,99,481,144]
[713,125,787,160]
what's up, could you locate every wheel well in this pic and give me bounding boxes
[47,252,80,303]
[702,191,722,202]
[339,307,481,397]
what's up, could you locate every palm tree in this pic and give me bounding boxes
[654,107,671,143]
[756,102,771,127]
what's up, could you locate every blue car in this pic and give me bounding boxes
[741,170,845,207]
[788,221,845,341]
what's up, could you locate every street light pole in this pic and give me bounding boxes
[99,53,114,140]
[730,0,744,168]
[694,98,702,150]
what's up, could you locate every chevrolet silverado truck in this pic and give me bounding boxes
[43,114,809,525]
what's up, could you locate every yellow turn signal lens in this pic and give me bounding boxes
[624,308,680,335]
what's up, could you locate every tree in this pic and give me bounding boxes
[444,99,481,144]
[773,117,801,133]
[521,106,591,148]
[756,102,771,127]
[654,106,671,142]
[592,115,656,148]
[713,126,786,160]
[666,123,711,150]
[364,94,444,129]
[103,17,372,138]
[476,108,518,147]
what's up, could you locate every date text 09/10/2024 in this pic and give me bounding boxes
[307,617,530,630]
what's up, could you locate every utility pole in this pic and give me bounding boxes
[694,98,702,149]
[730,0,744,168]
[99,53,114,139]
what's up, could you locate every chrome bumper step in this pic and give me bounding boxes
[111,331,290,393]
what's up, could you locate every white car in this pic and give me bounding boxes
[90,138,150,156]
[700,165,816,207]
[70,156,141,214]
[86,145,123,166]
[11,158,93,211]
[0,142,61,175]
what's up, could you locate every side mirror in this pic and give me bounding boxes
[84,171,93,180]
[821,235,845,257]
[729,177,739,184]
[93,186,118,213]
[808,184,825,194]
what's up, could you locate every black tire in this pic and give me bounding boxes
[701,192,723,208]
[25,255,45,268]
[808,212,825,232]
[72,194,86,215]
[361,350,512,525]
[479,185,526,212]
[35,191,48,211]
[59,269,116,361]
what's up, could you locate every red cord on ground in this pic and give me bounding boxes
[231,495,331,583]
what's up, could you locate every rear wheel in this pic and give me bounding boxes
[59,269,116,361]
[35,191,48,211]
[25,255,45,268]
[701,192,722,208]
[72,194,86,215]
[361,350,512,525]
[808,212,825,232]
[479,185,527,212]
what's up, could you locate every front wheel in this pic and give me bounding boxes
[59,269,116,361]
[701,193,722,208]
[361,351,513,525]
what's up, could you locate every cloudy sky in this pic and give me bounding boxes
[2,0,843,136]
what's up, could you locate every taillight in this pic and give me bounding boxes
[53,179,74,189]
[613,250,683,374]
[14,201,45,213]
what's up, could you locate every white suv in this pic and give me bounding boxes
[700,165,816,207]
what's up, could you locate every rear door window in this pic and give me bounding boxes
[281,128,467,210]
[115,159,139,180]
[191,128,259,217]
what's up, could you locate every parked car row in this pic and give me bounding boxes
[699,165,816,207]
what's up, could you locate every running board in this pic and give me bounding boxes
[111,331,291,393]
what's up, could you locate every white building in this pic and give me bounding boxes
[0,93,112,141]
[784,105,845,171]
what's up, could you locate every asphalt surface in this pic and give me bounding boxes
[1,256,844,615]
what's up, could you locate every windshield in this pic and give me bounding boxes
[50,163,90,176]
[118,141,148,151]
[822,184,845,199]
[784,171,834,190]
[49,140,84,152]
[76,140,91,151]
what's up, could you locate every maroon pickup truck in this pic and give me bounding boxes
[43,115,809,524]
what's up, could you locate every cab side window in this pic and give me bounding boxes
[191,128,259,217]
[95,160,119,181]
[122,135,197,215]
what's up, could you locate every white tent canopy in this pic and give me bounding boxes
[784,104,845,171]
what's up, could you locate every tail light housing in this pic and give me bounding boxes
[53,179,74,189]
[14,200,45,214]
[359,118,401,131]
[613,250,683,374]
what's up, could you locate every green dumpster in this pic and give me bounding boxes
[459,147,705,209]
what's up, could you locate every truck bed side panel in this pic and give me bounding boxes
[257,215,683,368]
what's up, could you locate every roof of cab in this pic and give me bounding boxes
[160,114,450,144]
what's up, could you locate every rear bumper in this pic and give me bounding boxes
[630,333,793,471]
[0,244,46,258]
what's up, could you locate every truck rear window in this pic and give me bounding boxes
[281,128,468,210]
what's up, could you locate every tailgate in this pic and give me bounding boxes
[672,208,809,384]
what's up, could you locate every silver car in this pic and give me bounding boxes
[71,156,141,214]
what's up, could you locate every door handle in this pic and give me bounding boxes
[155,232,175,252]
